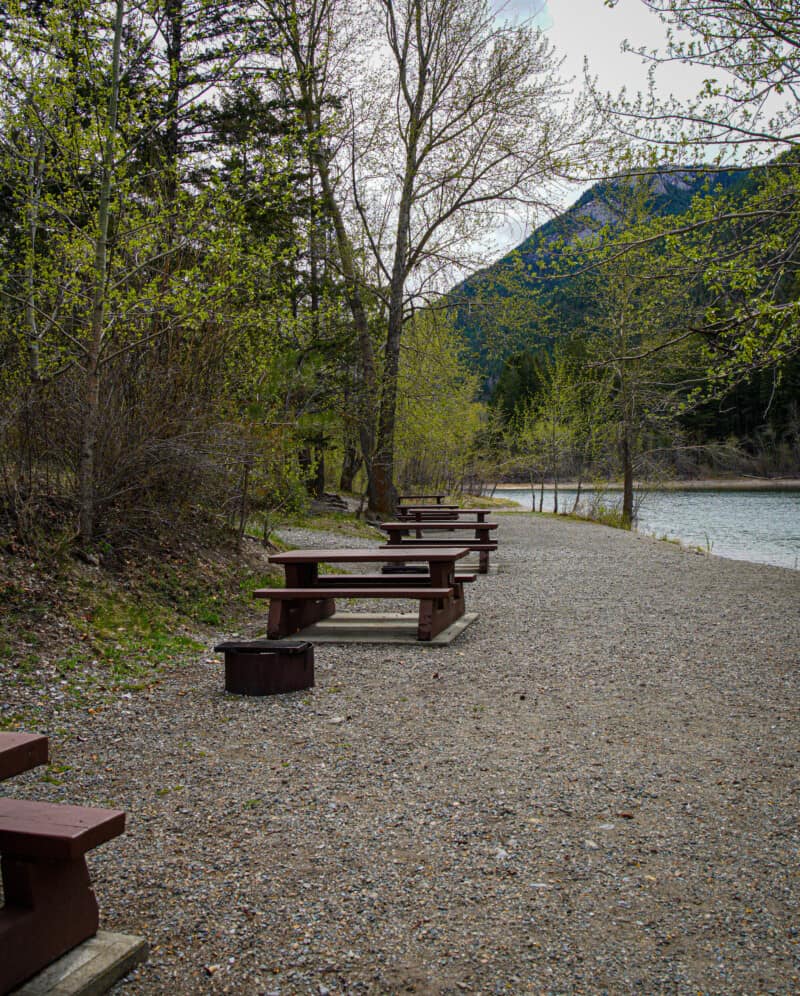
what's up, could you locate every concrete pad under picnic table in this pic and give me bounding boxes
[456,556,502,574]
[14,931,148,996]
[290,611,478,644]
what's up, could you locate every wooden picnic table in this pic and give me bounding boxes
[0,732,48,781]
[398,493,447,504]
[397,506,494,522]
[257,546,471,641]
[380,519,498,573]
[0,731,127,994]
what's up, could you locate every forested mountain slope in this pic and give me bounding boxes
[449,168,746,380]
[450,163,800,459]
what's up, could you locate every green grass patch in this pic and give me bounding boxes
[587,504,633,530]
[238,571,283,598]
[270,508,382,539]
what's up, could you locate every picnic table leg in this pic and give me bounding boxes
[417,563,465,639]
[0,853,100,993]
[476,526,492,573]
[267,596,336,638]
[417,591,464,640]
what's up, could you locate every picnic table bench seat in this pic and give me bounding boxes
[263,585,454,600]
[258,585,459,641]
[315,572,477,586]
[398,493,447,504]
[398,503,459,510]
[396,506,492,520]
[0,797,124,862]
[0,796,125,994]
[0,732,48,781]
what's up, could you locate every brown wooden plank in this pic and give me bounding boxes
[316,573,477,584]
[398,504,459,510]
[383,540,497,549]
[0,732,48,781]
[0,798,125,861]
[269,547,470,564]
[381,521,497,529]
[255,587,454,600]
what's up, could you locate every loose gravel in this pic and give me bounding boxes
[4,512,800,995]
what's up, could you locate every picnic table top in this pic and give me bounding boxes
[0,732,49,782]
[398,506,491,513]
[399,502,457,508]
[381,520,497,529]
[269,547,471,565]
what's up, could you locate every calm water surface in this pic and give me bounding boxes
[499,488,800,571]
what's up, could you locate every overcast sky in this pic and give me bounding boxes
[512,0,705,100]
[488,0,710,250]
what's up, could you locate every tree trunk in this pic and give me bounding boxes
[571,477,583,514]
[371,295,402,516]
[312,440,326,498]
[339,440,361,492]
[163,0,182,205]
[78,0,124,545]
[371,111,419,518]
[621,428,634,525]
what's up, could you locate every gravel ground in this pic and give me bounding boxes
[5,512,800,995]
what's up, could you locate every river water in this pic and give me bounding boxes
[497,487,800,571]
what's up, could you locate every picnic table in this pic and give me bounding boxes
[396,506,494,523]
[0,732,127,993]
[0,732,48,781]
[398,493,447,505]
[380,519,498,574]
[256,546,472,641]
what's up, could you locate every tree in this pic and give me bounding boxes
[606,0,800,161]
[0,1,301,544]
[263,0,382,508]
[363,0,603,514]
[268,0,600,515]
[491,349,547,423]
[394,310,483,492]
[591,0,800,393]
[580,203,701,523]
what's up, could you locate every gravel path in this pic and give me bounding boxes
[6,513,800,995]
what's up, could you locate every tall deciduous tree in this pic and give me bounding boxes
[358,0,599,514]
[581,203,700,523]
[269,0,600,515]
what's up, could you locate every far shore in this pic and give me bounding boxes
[490,477,800,492]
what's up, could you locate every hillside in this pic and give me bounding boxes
[449,167,746,381]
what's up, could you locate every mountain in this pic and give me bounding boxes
[449,167,747,382]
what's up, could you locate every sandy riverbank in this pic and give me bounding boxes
[6,514,799,994]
